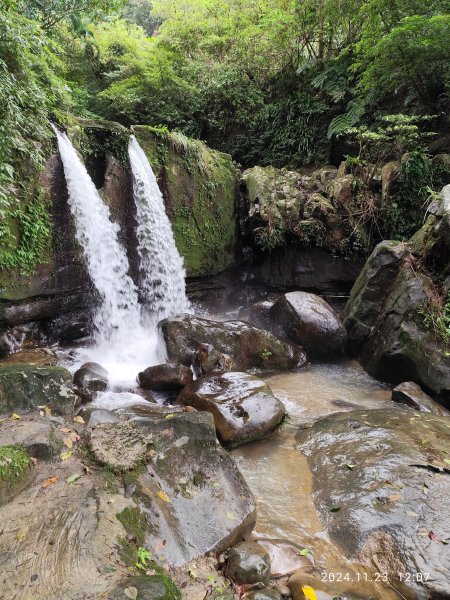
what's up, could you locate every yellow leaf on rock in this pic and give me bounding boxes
[16,526,28,541]
[302,585,318,600]
[10,413,21,420]
[60,450,73,461]
[73,415,85,424]
[157,490,171,503]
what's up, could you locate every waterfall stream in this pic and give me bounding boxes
[54,128,188,386]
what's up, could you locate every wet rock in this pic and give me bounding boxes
[0,348,57,366]
[257,539,309,576]
[0,364,77,416]
[160,315,306,373]
[177,372,285,446]
[120,411,256,566]
[87,409,121,427]
[227,541,271,585]
[73,361,108,400]
[109,574,182,600]
[246,300,277,332]
[0,417,61,460]
[246,590,282,600]
[272,584,290,598]
[392,381,450,416]
[138,363,193,391]
[296,409,450,600]
[0,445,33,505]
[270,292,346,356]
[342,240,411,353]
[89,421,152,472]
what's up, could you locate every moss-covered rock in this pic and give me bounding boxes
[0,445,32,505]
[133,126,238,277]
[0,364,77,416]
[109,574,182,600]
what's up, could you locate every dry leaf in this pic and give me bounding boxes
[157,490,171,503]
[124,586,138,599]
[42,476,59,488]
[16,526,28,541]
[226,512,236,521]
[73,415,85,424]
[60,427,72,433]
[63,437,73,449]
[10,413,21,420]
[44,406,52,416]
[388,494,403,502]
[302,585,318,600]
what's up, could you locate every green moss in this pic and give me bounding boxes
[0,446,30,483]
[0,445,31,505]
[116,507,147,545]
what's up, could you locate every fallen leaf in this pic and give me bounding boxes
[124,586,138,600]
[16,526,28,541]
[429,531,441,542]
[42,476,59,488]
[406,511,419,518]
[157,490,171,503]
[60,427,71,433]
[226,511,236,521]
[178,477,188,485]
[66,473,81,484]
[165,414,176,420]
[188,568,197,579]
[30,456,38,466]
[44,406,51,416]
[298,548,310,556]
[60,450,73,461]
[63,437,73,449]
[73,415,86,424]
[444,459,450,466]
[346,463,356,470]
[302,585,318,600]
[388,494,403,502]
[10,413,21,420]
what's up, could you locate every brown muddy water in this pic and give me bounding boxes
[232,359,404,599]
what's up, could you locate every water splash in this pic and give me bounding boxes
[129,135,189,324]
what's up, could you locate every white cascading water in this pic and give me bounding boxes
[128,135,190,322]
[54,128,188,387]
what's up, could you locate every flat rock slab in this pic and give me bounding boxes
[270,291,347,356]
[296,409,450,599]
[159,314,306,373]
[0,363,77,416]
[177,372,285,446]
[123,412,256,566]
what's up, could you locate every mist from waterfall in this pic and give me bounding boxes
[129,135,189,323]
[54,128,187,386]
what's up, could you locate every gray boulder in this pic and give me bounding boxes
[138,363,193,391]
[177,372,285,446]
[270,291,346,356]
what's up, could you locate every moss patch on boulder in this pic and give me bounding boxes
[0,445,32,505]
[133,126,238,277]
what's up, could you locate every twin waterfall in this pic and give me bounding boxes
[54,129,189,385]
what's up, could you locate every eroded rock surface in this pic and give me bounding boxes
[296,409,450,599]
[177,371,285,446]
[160,314,306,373]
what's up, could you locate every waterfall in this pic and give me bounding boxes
[54,128,142,342]
[54,128,189,387]
[129,135,189,323]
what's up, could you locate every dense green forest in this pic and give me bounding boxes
[1,0,449,256]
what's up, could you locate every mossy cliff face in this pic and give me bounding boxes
[133,126,238,277]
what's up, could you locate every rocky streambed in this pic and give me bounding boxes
[1,292,450,600]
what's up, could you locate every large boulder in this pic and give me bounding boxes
[117,411,256,566]
[159,315,306,373]
[177,372,285,446]
[270,292,347,356]
[0,364,78,416]
[138,363,193,391]
[296,409,450,600]
[342,240,411,353]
